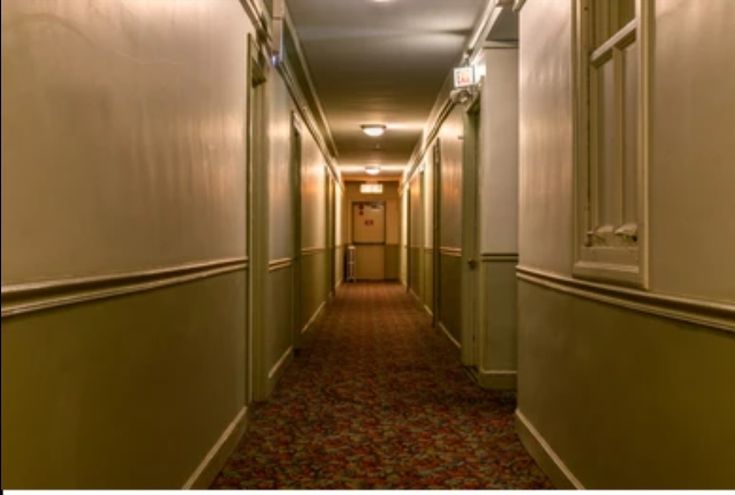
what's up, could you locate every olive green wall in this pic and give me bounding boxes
[478,260,517,388]
[517,0,735,487]
[518,281,735,488]
[439,254,462,344]
[421,248,434,311]
[2,273,248,488]
[300,250,330,332]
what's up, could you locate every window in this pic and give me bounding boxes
[574,0,649,286]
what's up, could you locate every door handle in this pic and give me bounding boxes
[468,258,477,269]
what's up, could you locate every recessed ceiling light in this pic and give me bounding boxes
[365,166,382,176]
[361,124,386,137]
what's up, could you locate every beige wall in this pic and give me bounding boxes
[479,47,519,255]
[301,130,328,250]
[517,0,735,488]
[438,108,464,250]
[268,74,295,261]
[649,0,735,303]
[1,0,249,284]
[1,0,254,487]
[517,0,574,277]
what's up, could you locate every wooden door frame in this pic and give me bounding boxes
[247,34,269,401]
[460,96,481,367]
[432,140,442,328]
[290,112,303,348]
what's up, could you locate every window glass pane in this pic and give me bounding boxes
[597,58,620,227]
[623,40,638,224]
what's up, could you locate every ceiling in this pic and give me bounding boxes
[285,0,487,180]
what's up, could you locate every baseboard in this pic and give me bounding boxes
[182,406,249,489]
[437,321,461,349]
[268,346,294,380]
[423,304,434,317]
[515,409,584,489]
[474,368,517,390]
[301,300,327,334]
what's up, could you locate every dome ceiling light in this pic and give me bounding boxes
[365,166,382,176]
[361,124,387,137]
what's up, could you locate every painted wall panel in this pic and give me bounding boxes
[479,48,519,254]
[423,161,434,249]
[266,267,293,379]
[481,261,517,372]
[1,0,250,284]
[518,281,735,488]
[518,0,574,276]
[439,254,462,343]
[301,132,327,250]
[300,251,329,329]
[268,75,295,261]
[439,108,464,249]
[650,0,735,303]
[400,190,409,285]
[2,272,247,488]
[516,0,735,487]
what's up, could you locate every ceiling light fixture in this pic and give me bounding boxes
[365,166,382,176]
[361,124,387,137]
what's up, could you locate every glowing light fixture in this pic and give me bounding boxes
[365,166,381,176]
[361,124,387,137]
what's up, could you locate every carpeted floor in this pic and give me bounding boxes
[212,282,552,489]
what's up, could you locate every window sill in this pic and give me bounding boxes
[573,259,644,288]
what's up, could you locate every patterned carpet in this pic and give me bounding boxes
[212,282,552,489]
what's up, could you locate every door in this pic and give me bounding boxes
[460,100,481,366]
[352,201,386,280]
[247,34,269,401]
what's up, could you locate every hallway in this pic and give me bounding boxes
[212,283,550,489]
[3,0,735,489]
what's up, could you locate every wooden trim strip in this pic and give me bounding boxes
[440,246,463,257]
[301,300,327,334]
[300,246,328,256]
[2,257,248,319]
[183,406,249,489]
[438,322,461,349]
[516,409,584,489]
[590,19,637,64]
[481,253,519,262]
[268,258,293,272]
[517,265,735,334]
[268,346,294,380]
[238,0,269,40]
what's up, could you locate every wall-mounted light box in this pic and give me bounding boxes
[360,183,383,194]
[453,66,476,88]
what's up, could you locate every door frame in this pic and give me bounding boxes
[290,112,303,348]
[432,140,442,328]
[351,200,388,281]
[460,95,481,367]
[246,34,269,401]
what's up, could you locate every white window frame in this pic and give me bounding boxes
[573,0,651,288]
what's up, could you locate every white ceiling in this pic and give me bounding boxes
[285,0,487,179]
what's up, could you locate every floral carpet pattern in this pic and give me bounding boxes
[212,282,552,489]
